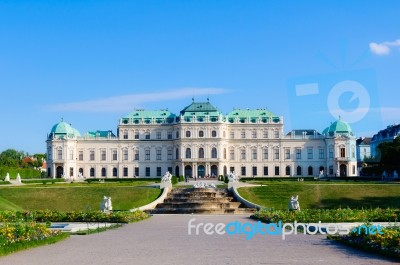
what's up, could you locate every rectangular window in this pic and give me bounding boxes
[241,149,246,160]
[340,148,345,158]
[263,166,268,176]
[274,149,279,160]
[69,150,73,160]
[145,132,150,140]
[230,131,234,139]
[101,150,106,161]
[296,148,301,159]
[241,130,246,139]
[145,167,150,177]
[156,167,161,177]
[252,149,257,160]
[134,150,139,161]
[123,131,128,139]
[352,165,356,175]
[307,148,313,159]
[168,167,172,173]
[145,149,150,160]
[134,167,139,177]
[252,166,257,176]
[241,166,246,176]
[134,131,139,139]
[156,149,162,160]
[230,149,235,160]
[79,151,83,161]
[252,130,257,138]
[123,149,128,160]
[319,148,324,159]
[329,146,334,158]
[263,130,268,138]
[275,166,279,176]
[167,132,172,139]
[329,166,333,175]
[90,151,95,161]
[263,149,268,160]
[351,147,355,159]
[285,148,290,160]
[156,132,161,140]
[57,149,63,160]
[274,130,279,138]
[123,167,128,177]
[167,149,173,160]
[112,150,117,160]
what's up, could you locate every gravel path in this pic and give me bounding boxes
[1,215,397,265]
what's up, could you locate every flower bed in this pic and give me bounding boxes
[0,210,149,223]
[251,208,399,223]
[328,225,400,260]
[0,222,69,256]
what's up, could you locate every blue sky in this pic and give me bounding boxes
[1,0,399,154]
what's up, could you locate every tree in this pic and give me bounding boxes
[0,149,25,167]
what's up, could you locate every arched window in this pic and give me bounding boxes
[90,168,95,177]
[199,131,204,137]
[223,148,227,159]
[212,130,217,137]
[176,148,179,159]
[113,167,118,177]
[211,147,217,159]
[198,148,204,158]
[308,166,313,176]
[101,167,106,177]
[285,166,291,176]
[176,131,179,138]
[186,148,191,159]
[296,166,302,176]
[186,131,191,137]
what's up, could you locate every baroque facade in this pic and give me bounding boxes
[46,101,357,178]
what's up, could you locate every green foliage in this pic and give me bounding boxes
[0,223,69,256]
[0,167,41,179]
[171,175,178,185]
[251,208,400,223]
[0,149,25,167]
[0,210,149,223]
[329,225,400,260]
[178,175,185,182]
[224,176,229,183]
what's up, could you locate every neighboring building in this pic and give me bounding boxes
[46,101,358,178]
[370,124,400,157]
[356,137,372,162]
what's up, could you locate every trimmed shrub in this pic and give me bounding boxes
[171,176,178,185]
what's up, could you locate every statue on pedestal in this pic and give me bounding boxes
[288,195,300,211]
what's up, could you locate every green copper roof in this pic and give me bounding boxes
[50,121,81,138]
[180,101,221,116]
[226,109,280,123]
[124,109,176,119]
[84,130,115,138]
[323,119,353,136]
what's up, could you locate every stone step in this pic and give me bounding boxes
[154,202,242,209]
[163,197,235,203]
[149,208,256,215]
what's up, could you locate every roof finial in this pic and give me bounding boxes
[192,97,194,102]
[61,117,64,122]
[207,96,209,102]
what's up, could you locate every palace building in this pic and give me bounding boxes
[46,100,357,179]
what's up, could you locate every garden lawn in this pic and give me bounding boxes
[238,182,400,209]
[0,184,161,211]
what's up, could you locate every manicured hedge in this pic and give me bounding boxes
[21,179,65,184]
[85,178,161,183]
[251,208,400,223]
[0,210,149,223]
[0,167,41,179]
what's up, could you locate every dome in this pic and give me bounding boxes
[49,120,81,139]
[323,118,353,136]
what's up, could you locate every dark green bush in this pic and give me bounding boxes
[171,175,178,185]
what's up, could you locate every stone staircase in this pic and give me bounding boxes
[148,188,256,214]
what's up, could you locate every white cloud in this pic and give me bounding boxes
[45,87,228,112]
[369,39,400,55]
